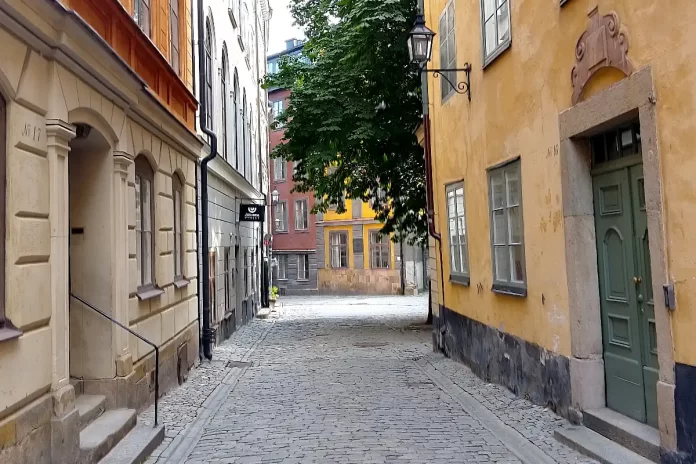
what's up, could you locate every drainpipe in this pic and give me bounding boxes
[198,0,216,360]
[418,0,445,332]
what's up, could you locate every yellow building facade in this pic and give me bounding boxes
[317,200,403,295]
[423,0,696,461]
[0,0,200,462]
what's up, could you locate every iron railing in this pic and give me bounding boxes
[70,293,159,426]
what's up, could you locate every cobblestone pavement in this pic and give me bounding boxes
[144,295,596,464]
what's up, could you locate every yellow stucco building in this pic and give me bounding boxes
[0,0,200,461]
[317,200,407,295]
[423,0,696,462]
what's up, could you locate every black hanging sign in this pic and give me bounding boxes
[239,204,265,222]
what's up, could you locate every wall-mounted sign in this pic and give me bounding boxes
[239,204,265,222]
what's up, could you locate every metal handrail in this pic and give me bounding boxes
[70,293,159,426]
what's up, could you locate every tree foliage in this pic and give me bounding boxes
[266,0,426,243]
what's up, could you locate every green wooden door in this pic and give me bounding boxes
[593,164,658,425]
[629,164,659,427]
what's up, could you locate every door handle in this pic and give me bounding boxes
[633,276,642,284]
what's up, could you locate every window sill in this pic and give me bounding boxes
[136,285,165,301]
[173,277,190,289]
[295,229,309,233]
[491,283,527,298]
[274,178,287,183]
[450,274,470,286]
[483,40,512,70]
[0,320,23,343]
[274,230,289,234]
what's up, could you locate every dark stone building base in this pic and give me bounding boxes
[435,306,572,418]
[666,362,696,464]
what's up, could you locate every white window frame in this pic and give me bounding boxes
[438,1,457,101]
[277,254,288,280]
[297,254,309,281]
[272,100,284,121]
[480,0,512,67]
[329,231,349,269]
[488,159,526,296]
[274,157,286,181]
[368,231,391,269]
[274,201,288,232]
[294,199,308,231]
[446,182,470,284]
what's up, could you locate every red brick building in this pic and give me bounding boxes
[268,40,318,294]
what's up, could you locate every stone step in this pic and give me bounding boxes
[99,424,165,464]
[583,408,660,462]
[80,409,137,464]
[555,426,655,464]
[71,377,84,395]
[75,394,107,431]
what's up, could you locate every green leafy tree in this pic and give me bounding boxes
[266,0,426,244]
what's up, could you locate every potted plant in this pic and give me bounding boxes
[269,286,279,309]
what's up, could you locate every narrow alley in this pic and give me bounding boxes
[140,296,598,464]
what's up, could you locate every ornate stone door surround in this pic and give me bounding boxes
[559,64,676,449]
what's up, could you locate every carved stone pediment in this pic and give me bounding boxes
[571,7,633,104]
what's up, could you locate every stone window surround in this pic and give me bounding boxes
[559,67,676,449]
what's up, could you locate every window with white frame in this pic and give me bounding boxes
[439,1,457,100]
[481,0,511,65]
[489,159,526,294]
[294,199,308,230]
[173,174,185,279]
[133,0,151,37]
[297,254,309,280]
[369,231,390,269]
[277,254,288,280]
[274,201,287,232]
[446,182,469,282]
[329,231,348,268]
[135,156,155,289]
[169,0,180,75]
[274,157,286,181]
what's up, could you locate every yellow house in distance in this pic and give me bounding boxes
[422,0,696,462]
[316,198,426,295]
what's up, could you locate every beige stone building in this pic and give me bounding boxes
[0,0,201,461]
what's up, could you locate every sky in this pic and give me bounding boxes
[269,0,305,55]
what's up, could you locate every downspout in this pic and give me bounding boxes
[418,0,445,334]
[190,0,203,361]
[197,0,216,360]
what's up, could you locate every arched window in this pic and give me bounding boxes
[135,155,156,289]
[172,173,185,279]
[233,69,240,170]
[204,18,214,132]
[242,90,247,178]
[221,45,228,160]
[0,95,6,329]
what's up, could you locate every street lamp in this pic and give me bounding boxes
[407,14,472,101]
[271,188,280,206]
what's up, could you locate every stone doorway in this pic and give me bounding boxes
[68,123,115,381]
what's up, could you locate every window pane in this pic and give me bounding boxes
[496,1,510,44]
[447,190,456,218]
[505,170,520,207]
[143,231,152,284]
[459,242,468,273]
[508,206,522,244]
[485,18,496,56]
[494,246,509,282]
[448,218,457,240]
[491,175,505,209]
[493,209,506,245]
[510,245,525,283]
[483,0,496,19]
[136,230,142,286]
[452,244,462,273]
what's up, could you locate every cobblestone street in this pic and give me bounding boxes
[143,296,597,464]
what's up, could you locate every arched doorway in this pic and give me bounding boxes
[68,123,115,380]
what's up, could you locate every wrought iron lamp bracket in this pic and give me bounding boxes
[422,63,472,101]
